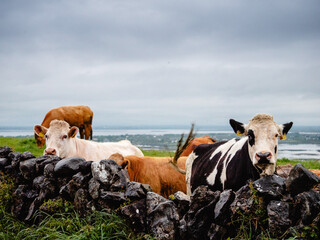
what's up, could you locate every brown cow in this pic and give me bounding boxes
[110,153,187,198]
[35,105,93,148]
[180,136,216,157]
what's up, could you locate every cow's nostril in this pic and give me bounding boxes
[45,148,56,155]
[256,151,272,164]
[257,152,272,159]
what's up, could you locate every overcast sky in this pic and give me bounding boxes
[0,0,319,128]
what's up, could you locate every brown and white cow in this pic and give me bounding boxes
[35,105,93,148]
[34,120,144,161]
[110,153,187,198]
[180,136,216,157]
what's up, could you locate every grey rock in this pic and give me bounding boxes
[21,151,35,160]
[91,159,129,191]
[74,188,90,216]
[33,175,45,190]
[0,158,10,168]
[9,152,23,168]
[214,189,235,225]
[44,163,56,178]
[253,174,286,199]
[207,223,227,240]
[146,192,179,240]
[88,178,100,199]
[12,185,38,220]
[0,146,12,158]
[189,186,220,213]
[178,217,188,239]
[294,190,320,225]
[125,181,151,200]
[285,163,320,196]
[54,157,86,177]
[230,184,254,214]
[36,156,61,174]
[121,199,147,232]
[59,179,78,202]
[37,179,57,201]
[72,172,91,189]
[80,160,93,174]
[173,191,190,218]
[98,190,127,209]
[185,186,221,240]
[19,158,37,180]
[59,172,92,202]
[25,197,43,222]
[267,200,291,236]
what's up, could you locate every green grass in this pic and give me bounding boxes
[142,149,174,157]
[278,158,320,169]
[0,137,45,157]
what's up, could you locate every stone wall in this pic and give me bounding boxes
[1,146,320,239]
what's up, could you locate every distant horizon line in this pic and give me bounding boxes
[0,124,320,130]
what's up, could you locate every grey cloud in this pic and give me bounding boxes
[0,0,319,127]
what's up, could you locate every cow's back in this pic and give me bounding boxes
[181,136,216,156]
[189,142,227,192]
[125,156,186,198]
[42,106,93,127]
[69,139,143,161]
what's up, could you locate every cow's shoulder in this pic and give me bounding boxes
[193,141,227,157]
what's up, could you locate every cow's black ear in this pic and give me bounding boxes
[230,119,245,136]
[280,122,293,140]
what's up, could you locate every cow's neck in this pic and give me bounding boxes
[240,140,261,181]
[224,139,261,191]
[68,138,83,157]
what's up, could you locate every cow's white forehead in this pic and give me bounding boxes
[48,120,70,133]
[246,114,278,131]
[249,114,275,125]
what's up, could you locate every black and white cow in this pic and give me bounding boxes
[185,114,293,195]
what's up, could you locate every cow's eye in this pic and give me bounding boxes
[62,135,68,140]
[45,135,48,139]
[248,129,255,146]
[275,134,279,138]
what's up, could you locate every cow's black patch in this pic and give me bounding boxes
[191,142,226,193]
[274,145,277,154]
[191,139,260,193]
[248,129,255,146]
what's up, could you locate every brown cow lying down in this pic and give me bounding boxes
[180,136,216,157]
[35,105,93,148]
[110,153,187,198]
[34,120,144,161]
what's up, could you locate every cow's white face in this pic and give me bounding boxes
[230,114,293,175]
[34,120,79,159]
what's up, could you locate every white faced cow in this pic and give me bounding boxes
[185,114,293,195]
[34,120,144,161]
